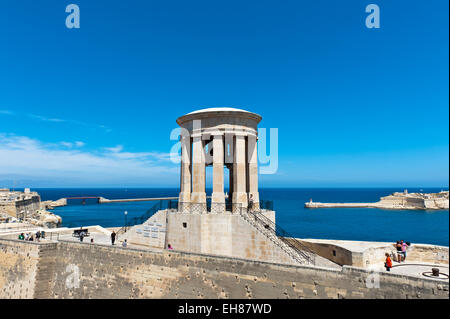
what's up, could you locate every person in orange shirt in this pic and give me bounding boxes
[385,253,392,271]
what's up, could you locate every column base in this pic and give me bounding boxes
[232,192,248,213]
[178,192,191,212]
[190,192,207,214]
[211,192,225,213]
[248,192,260,211]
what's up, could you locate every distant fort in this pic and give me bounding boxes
[0,188,61,227]
[305,190,449,210]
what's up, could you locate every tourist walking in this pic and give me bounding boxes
[35,231,41,242]
[248,194,254,212]
[111,231,116,245]
[401,240,409,262]
[384,253,392,271]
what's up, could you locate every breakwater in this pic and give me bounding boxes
[305,202,377,208]
[98,196,178,203]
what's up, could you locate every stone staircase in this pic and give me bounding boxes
[237,208,316,266]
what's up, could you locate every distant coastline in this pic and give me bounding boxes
[305,190,449,210]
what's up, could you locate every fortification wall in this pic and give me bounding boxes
[0,239,448,299]
[0,202,16,218]
[0,195,41,219]
[0,240,40,298]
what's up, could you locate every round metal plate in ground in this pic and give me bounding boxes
[421,272,449,279]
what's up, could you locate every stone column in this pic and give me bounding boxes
[191,134,206,213]
[247,134,259,210]
[211,134,225,213]
[232,134,248,211]
[178,135,191,212]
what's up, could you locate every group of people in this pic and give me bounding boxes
[395,240,409,262]
[109,231,128,247]
[384,240,409,271]
[108,231,175,249]
[18,231,44,242]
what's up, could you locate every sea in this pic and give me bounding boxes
[31,187,449,246]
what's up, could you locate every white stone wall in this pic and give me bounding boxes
[122,210,167,248]
[166,211,295,265]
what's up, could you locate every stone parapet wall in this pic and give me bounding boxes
[0,238,448,299]
[297,239,449,268]
[298,240,354,266]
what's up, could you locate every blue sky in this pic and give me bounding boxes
[0,0,448,188]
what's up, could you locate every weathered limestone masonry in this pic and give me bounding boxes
[0,188,61,227]
[0,188,41,219]
[123,209,294,265]
[176,108,261,211]
[164,210,296,265]
[0,239,54,298]
[0,238,448,299]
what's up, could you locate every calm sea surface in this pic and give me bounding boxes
[33,188,449,246]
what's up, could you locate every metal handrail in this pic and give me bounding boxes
[237,205,315,265]
[114,198,314,265]
[176,198,315,265]
[116,201,163,235]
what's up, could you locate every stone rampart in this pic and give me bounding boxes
[0,238,448,299]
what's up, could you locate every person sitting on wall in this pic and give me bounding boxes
[167,244,173,250]
[18,233,24,240]
[384,253,392,271]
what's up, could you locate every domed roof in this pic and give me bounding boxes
[177,107,262,125]
[186,107,253,115]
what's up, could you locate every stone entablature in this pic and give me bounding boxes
[176,108,262,213]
